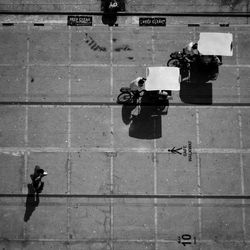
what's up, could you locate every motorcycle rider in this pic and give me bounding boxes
[129,77,146,91]
[185,41,222,65]
[184,42,199,63]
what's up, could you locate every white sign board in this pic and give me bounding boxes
[145,67,180,91]
[198,32,233,56]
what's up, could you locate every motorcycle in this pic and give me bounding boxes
[117,87,169,114]
[167,50,192,82]
[167,49,222,82]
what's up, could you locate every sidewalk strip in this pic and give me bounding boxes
[1,193,250,199]
[0,102,250,107]
[0,147,250,154]
[195,109,202,240]
[110,26,114,250]
[1,11,250,17]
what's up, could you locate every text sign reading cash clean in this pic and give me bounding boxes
[139,17,166,26]
[67,16,92,26]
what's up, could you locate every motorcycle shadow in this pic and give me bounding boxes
[179,61,215,105]
[190,61,219,83]
[129,113,162,139]
[180,81,212,105]
[121,92,169,139]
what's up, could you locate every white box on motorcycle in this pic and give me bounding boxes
[145,67,180,91]
[198,32,233,56]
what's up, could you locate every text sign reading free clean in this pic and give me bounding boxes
[139,17,166,26]
[67,16,92,26]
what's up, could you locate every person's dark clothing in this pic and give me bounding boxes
[31,166,47,193]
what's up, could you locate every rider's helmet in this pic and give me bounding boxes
[186,42,199,55]
[186,42,194,51]
[138,78,146,87]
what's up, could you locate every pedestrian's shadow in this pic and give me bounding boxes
[23,184,40,222]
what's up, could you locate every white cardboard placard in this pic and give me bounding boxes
[198,32,233,56]
[145,67,180,91]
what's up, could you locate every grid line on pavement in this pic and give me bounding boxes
[24,25,30,147]
[236,28,247,242]
[1,193,250,199]
[1,238,250,243]
[1,147,250,153]
[152,27,158,250]
[0,11,250,17]
[196,109,202,241]
[194,26,202,240]
[153,141,158,250]
[67,25,72,147]
[66,25,72,246]
[66,151,71,245]
[23,24,30,240]
[238,109,246,241]
[1,63,250,68]
[110,27,114,250]
[1,103,250,107]
[235,29,247,242]
[24,23,30,181]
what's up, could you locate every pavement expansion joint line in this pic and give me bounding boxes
[1,16,250,27]
[0,147,250,154]
[1,238,250,243]
[1,102,250,108]
[1,64,250,68]
[1,193,250,199]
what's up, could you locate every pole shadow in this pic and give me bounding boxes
[23,184,40,222]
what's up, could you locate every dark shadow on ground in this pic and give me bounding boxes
[23,184,40,222]
[190,58,219,83]
[122,91,169,139]
[179,59,218,105]
[180,82,212,105]
[122,104,136,125]
[129,111,162,139]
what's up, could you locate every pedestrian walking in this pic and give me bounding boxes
[31,165,48,193]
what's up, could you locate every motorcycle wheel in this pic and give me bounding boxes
[167,58,181,67]
[117,92,132,104]
[120,87,131,92]
[157,105,166,112]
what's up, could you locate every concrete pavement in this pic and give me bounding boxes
[0,11,250,250]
